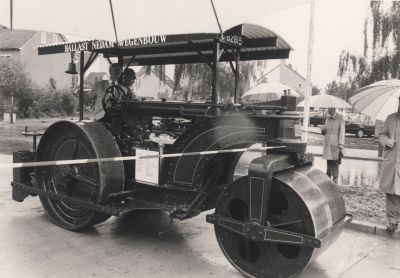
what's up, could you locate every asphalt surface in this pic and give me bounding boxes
[1,154,400,277]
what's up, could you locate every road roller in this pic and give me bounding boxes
[11,23,350,277]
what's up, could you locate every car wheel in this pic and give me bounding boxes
[357,129,364,138]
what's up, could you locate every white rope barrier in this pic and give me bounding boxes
[1,146,286,169]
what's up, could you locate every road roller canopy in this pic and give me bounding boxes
[37,23,292,65]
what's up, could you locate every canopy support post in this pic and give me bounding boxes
[104,55,112,65]
[124,55,136,71]
[212,40,220,104]
[83,52,99,73]
[79,51,85,122]
[118,55,123,67]
[117,55,124,83]
[188,41,213,69]
[234,49,240,103]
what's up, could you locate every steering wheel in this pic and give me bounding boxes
[102,84,130,116]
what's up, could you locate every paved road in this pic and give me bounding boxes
[1,154,400,278]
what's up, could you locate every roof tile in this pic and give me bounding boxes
[0,27,37,50]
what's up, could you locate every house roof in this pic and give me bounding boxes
[0,27,37,50]
[86,72,108,84]
[255,62,306,85]
[136,66,174,89]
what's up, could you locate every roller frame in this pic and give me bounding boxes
[206,214,321,248]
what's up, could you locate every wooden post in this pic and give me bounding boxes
[118,55,124,84]
[302,0,315,142]
[211,40,220,104]
[118,55,123,67]
[79,51,84,122]
[375,119,383,157]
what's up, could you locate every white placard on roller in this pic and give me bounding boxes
[135,149,159,185]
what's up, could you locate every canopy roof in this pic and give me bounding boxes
[37,24,292,65]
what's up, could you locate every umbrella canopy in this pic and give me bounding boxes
[298,94,351,109]
[349,79,400,121]
[241,82,299,103]
[1,0,316,41]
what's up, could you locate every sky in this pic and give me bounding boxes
[0,0,371,89]
[257,0,370,90]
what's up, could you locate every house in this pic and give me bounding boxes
[86,72,109,85]
[134,67,175,99]
[256,60,307,96]
[0,25,72,89]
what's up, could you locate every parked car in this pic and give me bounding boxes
[344,113,375,138]
[309,111,326,126]
[345,122,374,138]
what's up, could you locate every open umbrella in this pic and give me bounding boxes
[241,82,299,103]
[349,79,400,121]
[2,0,316,41]
[298,94,352,109]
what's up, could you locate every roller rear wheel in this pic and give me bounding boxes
[35,121,124,230]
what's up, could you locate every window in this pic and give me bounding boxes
[0,55,11,60]
[53,34,58,43]
[41,31,46,44]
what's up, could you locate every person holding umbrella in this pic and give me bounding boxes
[350,80,400,233]
[379,97,400,233]
[321,107,345,184]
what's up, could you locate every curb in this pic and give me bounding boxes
[344,220,400,239]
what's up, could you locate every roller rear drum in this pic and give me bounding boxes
[35,121,124,230]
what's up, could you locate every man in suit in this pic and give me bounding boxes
[321,107,345,184]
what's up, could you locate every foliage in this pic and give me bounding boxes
[0,60,33,114]
[325,81,357,101]
[327,2,400,100]
[16,88,78,118]
[336,1,400,93]
[311,86,321,96]
[0,60,78,118]
[171,60,266,102]
[49,77,57,92]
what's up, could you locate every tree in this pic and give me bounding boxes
[312,86,321,96]
[0,60,33,117]
[172,60,267,102]
[0,60,78,118]
[324,81,356,102]
[338,1,400,89]
[49,77,57,92]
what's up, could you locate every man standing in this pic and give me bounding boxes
[321,107,345,184]
[379,97,400,232]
